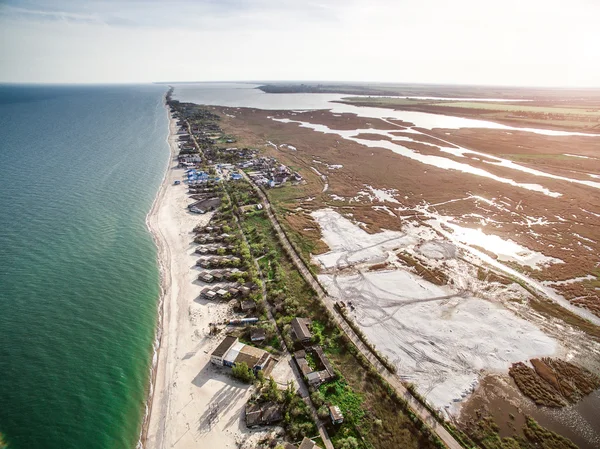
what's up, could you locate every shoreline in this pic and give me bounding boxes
[141,97,259,449]
[139,96,174,448]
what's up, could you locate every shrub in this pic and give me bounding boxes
[337,436,360,449]
[317,405,330,419]
[231,362,255,383]
[311,391,325,407]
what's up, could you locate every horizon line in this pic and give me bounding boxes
[2,80,600,90]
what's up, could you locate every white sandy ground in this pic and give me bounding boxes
[144,112,294,449]
[309,209,598,416]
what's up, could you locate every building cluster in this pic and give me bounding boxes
[168,101,336,445]
[289,317,337,385]
[194,223,259,302]
[243,157,303,188]
[171,104,304,193]
[293,347,336,387]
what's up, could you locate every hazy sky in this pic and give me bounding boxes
[1,0,599,86]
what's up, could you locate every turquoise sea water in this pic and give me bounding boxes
[0,85,169,449]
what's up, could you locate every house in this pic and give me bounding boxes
[294,350,312,376]
[211,336,271,371]
[212,271,225,282]
[290,317,312,343]
[210,335,238,365]
[251,328,266,342]
[313,346,336,380]
[306,371,327,386]
[244,282,258,291]
[329,405,344,425]
[198,259,212,269]
[203,290,217,300]
[198,272,214,283]
[298,438,322,449]
[245,402,283,428]
[240,300,256,312]
[216,288,229,299]
[293,346,335,387]
[196,258,210,268]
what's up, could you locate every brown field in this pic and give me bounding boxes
[208,105,600,319]
[509,358,600,407]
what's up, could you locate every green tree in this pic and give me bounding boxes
[231,362,255,383]
[266,376,283,402]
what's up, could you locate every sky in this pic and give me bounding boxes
[0,0,599,86]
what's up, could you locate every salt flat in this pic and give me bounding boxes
[312,208,559,415]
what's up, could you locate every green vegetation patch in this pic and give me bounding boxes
[465,413,577,449]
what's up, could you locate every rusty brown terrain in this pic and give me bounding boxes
[509,358,600,407]
[209,105,600,318]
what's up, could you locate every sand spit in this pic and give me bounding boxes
[311,208,563,415]
[144,113,268,449]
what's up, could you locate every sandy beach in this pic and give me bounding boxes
[143,110,269,449]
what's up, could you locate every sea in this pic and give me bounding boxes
[0,84,169,449]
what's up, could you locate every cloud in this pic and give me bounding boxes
[0,0,346,28]
[0,0,599,85]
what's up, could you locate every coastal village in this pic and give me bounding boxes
[156,94,347,449]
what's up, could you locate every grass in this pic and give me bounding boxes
[433,101,600,116]
[340,96,600,116]
[502,153,585,161]
[338,97,600,131]
[529,296,600,341]
[397,252,448,286]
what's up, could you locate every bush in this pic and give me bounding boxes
[311,391,325,407]
[231,362,255,383]
[337,437,360,449]
[317,405,330,419]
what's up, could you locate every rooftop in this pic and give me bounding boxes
[291,317,312,341]
[329,405,343,422]
[211,335,238,358]
[235,344,266,368]
[245,402,283,427]
[299,437,321,449]
[251,328,266,341]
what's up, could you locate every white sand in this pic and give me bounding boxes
[144,112,269,449]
